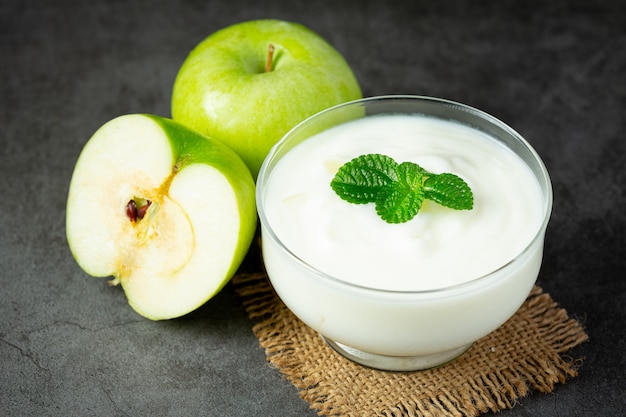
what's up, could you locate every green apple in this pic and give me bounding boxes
[66,114,257,320]
[171,19,363,178]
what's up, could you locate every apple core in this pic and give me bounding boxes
[126,199,152,222]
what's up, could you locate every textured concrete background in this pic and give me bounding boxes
[1,0,624,416]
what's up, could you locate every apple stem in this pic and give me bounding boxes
[265,44,275,72]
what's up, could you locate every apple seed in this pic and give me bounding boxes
[126,199,152,223]
[126,200,138,222]
[137,200,152,219]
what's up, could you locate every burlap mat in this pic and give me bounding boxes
[233,272,588,417]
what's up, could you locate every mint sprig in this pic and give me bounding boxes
[330,153,473,224]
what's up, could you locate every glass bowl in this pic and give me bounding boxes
[256,95,553,371]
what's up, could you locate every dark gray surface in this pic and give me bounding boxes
[1,1,624,416]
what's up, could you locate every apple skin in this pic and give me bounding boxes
[66,114,257,320]
[171,19,363,178]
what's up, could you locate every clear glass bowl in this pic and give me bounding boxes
[256,95,553,371]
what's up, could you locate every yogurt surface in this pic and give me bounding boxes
[263,114,544,291]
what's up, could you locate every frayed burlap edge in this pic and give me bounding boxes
[233,272,588,417]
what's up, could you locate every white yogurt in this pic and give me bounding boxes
[263,114,543,291]
[258,101,551,368]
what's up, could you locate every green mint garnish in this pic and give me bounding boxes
[330,153,474,224]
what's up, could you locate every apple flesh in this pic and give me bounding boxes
[171,19,363,178]
[66,114,257,320]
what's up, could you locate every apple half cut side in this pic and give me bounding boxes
[66,114,257,320]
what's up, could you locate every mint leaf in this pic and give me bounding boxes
[330,154,398,204]
[424,173,474,210]
[330,153,474,223]
[375,162,425,223]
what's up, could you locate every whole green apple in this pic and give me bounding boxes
[171,19,363,178]
[66,114,257,320]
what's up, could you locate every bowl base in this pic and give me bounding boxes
[323,338,473,371]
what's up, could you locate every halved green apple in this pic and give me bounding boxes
[66,114,257,320]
